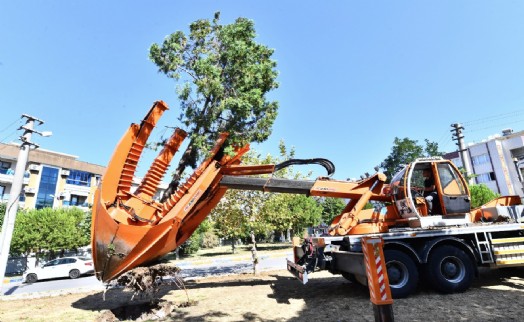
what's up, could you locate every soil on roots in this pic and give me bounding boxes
[96,264,195,321]
[94,300,197,322]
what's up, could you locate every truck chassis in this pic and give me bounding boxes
[289,220,524,298]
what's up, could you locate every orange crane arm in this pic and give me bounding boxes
[91,102,277,282]
[91,101,395,282]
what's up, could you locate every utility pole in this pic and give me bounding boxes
[451,123,474,184]
[0,114,50,294]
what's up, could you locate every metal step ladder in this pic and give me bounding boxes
[491,237,524,266]
[474,232,494,264]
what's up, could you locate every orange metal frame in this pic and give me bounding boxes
[91,101,421,281]
[91,101,280,281]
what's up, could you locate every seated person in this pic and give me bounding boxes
[420,169,438,214]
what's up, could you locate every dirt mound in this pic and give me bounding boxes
[96,264,194,321]
[95,300,197,322]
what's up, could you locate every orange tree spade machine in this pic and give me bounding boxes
[92,101,524,303]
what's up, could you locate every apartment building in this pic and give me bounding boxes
[0,142,170,210]
[0,142,105,210]
[445,129,524,198]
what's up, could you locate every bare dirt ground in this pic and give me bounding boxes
[1,267,524,321]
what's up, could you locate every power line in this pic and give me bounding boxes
[0,118,22,135]
[435,128,453,150]
[0,128,20,145]
[463,117,524,134]
[462,109,524,126]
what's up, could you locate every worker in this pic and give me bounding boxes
[421,169,438,214]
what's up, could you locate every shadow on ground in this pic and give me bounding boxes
[71,267,524,321]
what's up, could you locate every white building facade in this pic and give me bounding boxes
[0,142,169,210]
[446,129,524,198]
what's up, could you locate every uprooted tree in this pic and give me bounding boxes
[149,12,279,201]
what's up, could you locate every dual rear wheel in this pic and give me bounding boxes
[383,245,474,298]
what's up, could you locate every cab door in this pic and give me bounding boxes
[436,162,470,215]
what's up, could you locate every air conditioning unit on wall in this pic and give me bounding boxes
[28,164,40,172]
[25,187,36,194]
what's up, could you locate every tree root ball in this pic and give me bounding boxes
[113,264,181,300]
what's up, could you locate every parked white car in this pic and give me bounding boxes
[23,257,94,283]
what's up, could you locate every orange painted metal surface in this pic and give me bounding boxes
[91,101,275,282]
[95,101,521,283]
[361,236,393,306]
[91,101,397,282]
[90,101,409,281]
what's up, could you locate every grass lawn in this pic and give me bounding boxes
[163,242,293,263]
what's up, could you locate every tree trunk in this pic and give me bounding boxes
[231,237,236,254]
[286,228,291,242]
[160,143,198,202]
[250,230,259,276]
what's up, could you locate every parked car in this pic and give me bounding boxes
[23,257,94,283]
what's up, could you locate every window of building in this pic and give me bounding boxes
[471,154,490,166]
[66,170,92,187]
[0,185,5,201]
[0,161,12,175]
[68,194,87,207]
[476,172,496,184]
[36,166,59,209]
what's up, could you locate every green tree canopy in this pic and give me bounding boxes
[263,193,322,239]
[150,12,279,199]
[211,141,324,245]
[0,203,6,227]
[10,207,90,257]
[469,184,500,209]
[380,137,443,181]
[211,150,275,245]
[318,197,346,225]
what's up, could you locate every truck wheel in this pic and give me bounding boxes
[384,249,419,298]
[426,245,474,294]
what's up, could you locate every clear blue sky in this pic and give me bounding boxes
[1,1,524,180]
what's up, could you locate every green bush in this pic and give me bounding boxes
[0,203,6,227]
[201,230,220,248]
[470,184,500,209]
[179,233,202,255]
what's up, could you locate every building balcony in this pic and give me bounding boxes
[0,173,30,185]
[63,184,91,196]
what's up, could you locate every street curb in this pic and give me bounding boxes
[174,251,292,269]
[2,276,22,285]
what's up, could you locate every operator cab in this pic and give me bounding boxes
[390,158,471,226]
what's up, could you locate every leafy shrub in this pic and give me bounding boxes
[201,230,220,248]
[470,184,500,209]
[179,233,202,255]
[0,203,6,227]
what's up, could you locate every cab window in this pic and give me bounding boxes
[437,164,466,195]
[390,168,407,200]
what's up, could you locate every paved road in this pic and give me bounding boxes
[1,251,293,297]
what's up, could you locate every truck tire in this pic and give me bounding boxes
[426,245,474,294]
[384,249,419,298]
